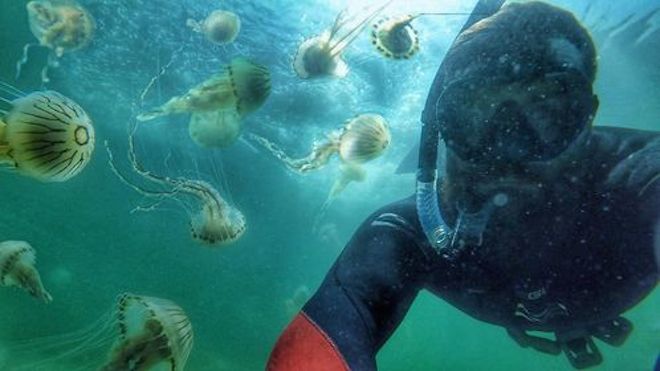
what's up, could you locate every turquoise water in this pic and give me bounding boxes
[0,0,658,370]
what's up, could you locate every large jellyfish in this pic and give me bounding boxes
[6,293,193,370]
[18,0,95,83]
[293,1,393,79]
[137,57,271,122]
[106,123,246,246]
[187,10,241,45]
[0,240,52,303]
[0,83,95,182]
[370,12,473,60]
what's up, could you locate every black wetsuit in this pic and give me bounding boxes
[271,127,659,370]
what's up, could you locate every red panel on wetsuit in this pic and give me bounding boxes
[267,312,349,371]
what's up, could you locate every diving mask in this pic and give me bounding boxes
[436,70,597,164]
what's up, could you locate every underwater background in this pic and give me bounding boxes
[0,0,658,370]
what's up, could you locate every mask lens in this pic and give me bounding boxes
[437,71,593,163]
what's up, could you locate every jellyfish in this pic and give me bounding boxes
[250,113,391,175]
[0,240,52,303]
[100,294,193,371]
[187,10,241,45]
[137,57,271,122]
[18,0,95,83]
[254,113,390,226]
[0,83,95,182]
[188,108,242,148]
[370,12,474,60]
[293,0,393,79]
[6,293,193,370]
[106,123,246,246]
[337,113,391,164]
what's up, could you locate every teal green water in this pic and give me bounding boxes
[0,0,658,370]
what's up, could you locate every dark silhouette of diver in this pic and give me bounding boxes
[268,1,660,370]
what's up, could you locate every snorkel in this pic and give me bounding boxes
[416,0,505,258]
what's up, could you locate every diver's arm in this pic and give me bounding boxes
[604,133,660,283]
[267,213,430,370]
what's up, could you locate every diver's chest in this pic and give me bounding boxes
[433,236,620,328]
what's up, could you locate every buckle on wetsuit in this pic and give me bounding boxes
[589,316,633,347]
[556,333,602,369]
[507,316,633,369]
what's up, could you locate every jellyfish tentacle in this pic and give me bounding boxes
[186,18,202,33]
[111,122,244,246]
[15,43,39,80]
[327,0,394,58]
[14,262,53,303]
[105,141,177,200]
[0,80,27,98]
[414,12,475,17]
[137,72,234,122]
[330,162,367,197]
[326,9,349,42]
[248,132,340,173]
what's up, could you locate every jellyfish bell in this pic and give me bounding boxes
[5,293,193,370]
[338,113,391,164]
[229,57,272,117]
[293,0,393,79]
[293,33,349,79]
[27,0,95,56]
[371,15,420,59]
[0,88,95,182]
[188,109,242,148]
[187,10,241,45]
[20,0,95,82]
[101,293,193,371]
[137,57,271,122]
[370,11,475,60]
[0,240,52,303]
[190,197,246,246]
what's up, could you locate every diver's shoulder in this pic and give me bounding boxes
[589,126,660,195]
[589,126,660,154]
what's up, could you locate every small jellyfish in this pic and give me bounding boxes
[137,57,271,122]
[371,15,419,59]
[187,10,241,45]
[370,12,473,60]
[0,240,52,303]
[101,294,193,371]
[0,83,95,182]
[19,0,95,83]
[106,124,246,246]
[293,0,393,79]
[6,293,193,370]
[188,108,242,148]
[250,113,391,174]
[253,113,389,224]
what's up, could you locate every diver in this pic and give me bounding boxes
[267,1,659,370]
